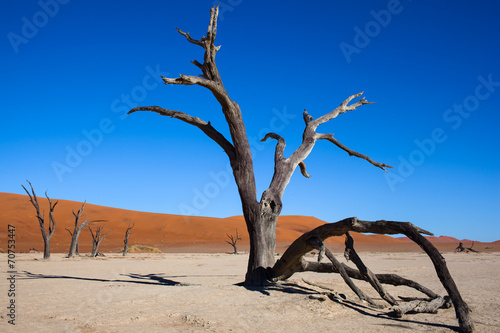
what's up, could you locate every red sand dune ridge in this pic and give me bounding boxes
[1,193,498,254]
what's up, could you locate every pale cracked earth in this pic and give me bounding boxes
[1,252,499,332]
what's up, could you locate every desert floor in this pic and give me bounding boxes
[1,251,499,332]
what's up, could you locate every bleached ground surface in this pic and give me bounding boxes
[1,252,499,332]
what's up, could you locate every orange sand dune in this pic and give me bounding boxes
[1,192,498,254]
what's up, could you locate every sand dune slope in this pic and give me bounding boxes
[1,193,498,254]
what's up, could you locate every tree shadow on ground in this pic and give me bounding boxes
[124,273,194,286]
[19,271,191,286]
[242,280,459,332]
[326,294,460,332]
[240,281,323,296]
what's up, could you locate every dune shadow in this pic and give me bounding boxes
[19,270,190,286]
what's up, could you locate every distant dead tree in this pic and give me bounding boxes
[225,229,242,254]
[89,225,111,257]
[67,202,105,258]
[21,181,57,260]
[455,241,479,253]
[122,223,135,256]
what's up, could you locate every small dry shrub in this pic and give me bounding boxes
[127,245,161,253]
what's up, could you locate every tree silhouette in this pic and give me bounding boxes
[67,202,104,258]
[21,181,57,260]
[122,223,135,256]
[225,229,241,254]
[89,225,111,257]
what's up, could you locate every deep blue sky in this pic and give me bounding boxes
[2,1,499,241]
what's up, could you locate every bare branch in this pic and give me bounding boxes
[303,110,313,125]
[315,133,393,171]
[21,181,43,227]
[176,27,204,47]
[161,74,216,89]
[309,237,382,308]
[298,161,310,178]
[392,297,451,318]
[312,92,373,127]
[300,260,440,299]
[45,191,57,237]
[128,106,236,162]
[345,231,398,305]
[260,133,286,164]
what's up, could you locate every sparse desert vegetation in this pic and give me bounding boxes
[126,244,162,253]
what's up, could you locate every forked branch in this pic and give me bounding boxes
[261,92,392,201]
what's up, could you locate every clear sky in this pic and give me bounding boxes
[2,0,499,241]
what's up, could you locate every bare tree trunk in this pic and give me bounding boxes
[42,237,50,260]
[123,223,134,256]
[21,181,57,260]
[66,228,80,257]
[68,231,81,258]
[244,212,277,284]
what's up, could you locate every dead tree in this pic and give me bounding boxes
[128,5,390,286]
[127,7,474,332]
[455,242,466,252]
[225,229,242,254]
[67,202,104,258]
[89,225,111,257]
[455,241,478,253]
[122,223,134,256]
[21,181,57,260]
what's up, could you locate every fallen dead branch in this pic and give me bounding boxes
[270,217,474,333]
